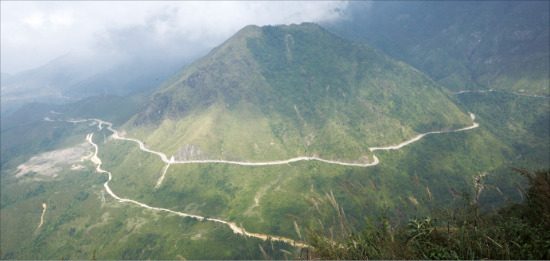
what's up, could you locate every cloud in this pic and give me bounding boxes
[22,11,74,28]
[1,1,349,74]
[22,14,45,28]
[48,12,75,27]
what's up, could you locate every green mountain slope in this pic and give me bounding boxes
[123,23,472,162]
[2,89,546,259]
[324,1,549,95]
[2,20,548,261]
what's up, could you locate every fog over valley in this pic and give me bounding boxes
[1,1,352,115]
[1,1,548,260]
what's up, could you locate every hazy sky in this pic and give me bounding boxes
[1,1,351,75]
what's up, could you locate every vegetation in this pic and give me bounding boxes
[0,129,297,260]
[3,83,547,259]
[124,23,472,162]
[302,169,550,260]
[458,92,549,168]
[324,1,549,95]
[1,20,548,260]
[1,94,146,171]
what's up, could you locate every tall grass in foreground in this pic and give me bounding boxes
[300,169,550,260]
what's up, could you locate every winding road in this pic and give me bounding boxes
[85,132,308,248]
[69,113,479,249]
[79,113,477,187]
[453,89,548,98]
[370,113,478,151]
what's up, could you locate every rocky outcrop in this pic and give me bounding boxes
[174,144,208,161]
[133,93,191,127]
[133,93,169,127]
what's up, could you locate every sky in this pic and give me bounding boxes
[1,1,351,75]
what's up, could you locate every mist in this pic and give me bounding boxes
[1,1,349,75]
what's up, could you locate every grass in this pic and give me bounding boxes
[123,23,473,162]
[1,134,299,260]
[301,169,550,260]
[1,72,547,259]
[324,1,549,96]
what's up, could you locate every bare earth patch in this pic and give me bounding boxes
[244,176,282,218]
[16,142,93,178]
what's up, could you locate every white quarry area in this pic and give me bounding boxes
[16,142,93,178]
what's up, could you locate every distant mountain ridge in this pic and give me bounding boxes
[323,1,549,95]
[0,53,189,117]
[122,23,472,162]
[1,16,548,261]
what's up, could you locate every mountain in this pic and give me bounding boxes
[323,1,549,95]
[1,22,547,260]
[0,53,189,117]
[0,72,11,81]
[121,23,472,162]
[1,54,94,116]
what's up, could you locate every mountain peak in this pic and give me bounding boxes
[211,23,328,57]
[227,24,262,40]
[125,24,472,162]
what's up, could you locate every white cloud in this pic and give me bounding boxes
[48,12,74,27]
[23,14,45,28]
[1,1,349,74]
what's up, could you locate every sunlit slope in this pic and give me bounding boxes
[123,23,471,162]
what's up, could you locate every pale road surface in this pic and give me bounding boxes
[85,133,309,248]
[155,162,171,188]
[37,203,47,230]
[70,113,479,248]
[74,113,477,176]
[370,113,478,151]
[453,89,548,98]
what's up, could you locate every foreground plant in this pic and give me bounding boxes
[302,169,550,260]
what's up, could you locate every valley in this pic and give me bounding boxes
[48,108,477,248]
[84,131,309,248]
[1,2,548,259]
[1,89,546,259]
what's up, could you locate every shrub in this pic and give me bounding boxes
[302,169,550,260]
